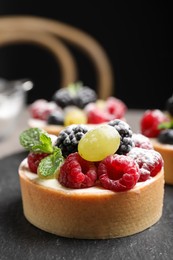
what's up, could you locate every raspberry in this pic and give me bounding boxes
[132,133,153,150]
[108,119,134,154]
[58,152,97,188]
[27,152,49,173]
[29,99,58,120]
[85,97,127,124]
[106,97,127,119]
[86,105,113,124]
[128,147,163,181]
[55,124,88,157]
[97,154,140,192]
[140,109,169,138]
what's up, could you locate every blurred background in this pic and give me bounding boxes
[0,1,172,109]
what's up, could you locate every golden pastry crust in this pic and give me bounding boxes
[28,118,64,136]
[151,138,173,185]
[18,159,164,239]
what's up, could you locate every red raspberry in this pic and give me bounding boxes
[58,153,97,188]
[27,152,49,173]
[140,109,169,138]
[87,106,112,124]
[132,133,153,150]
[97,154,140,192]
[128,147,163,181]
[106,97,127,119]
[29,99,58,120]
[85,97,127,124]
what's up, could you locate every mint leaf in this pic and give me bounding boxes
[158,121,173,130]
[38,147,64,179]
[19,128,53,153]
[67,81,83,96]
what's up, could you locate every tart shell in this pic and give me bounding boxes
[28,118,64,136]
[19,159,164,239]
[151,139,173,185]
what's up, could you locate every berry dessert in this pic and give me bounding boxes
[140,95,173,185]
[18,120,164,239]
[28,82,127,135]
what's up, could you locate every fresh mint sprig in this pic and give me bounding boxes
[158,120,173,130]
[19,128,54,154]
[38,147,64,179]
[19,127,65,179]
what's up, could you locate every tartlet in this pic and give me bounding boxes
[28,82,127,136]
[140,102,173,185]
[19,161,164,239]
[151,139,173,185]
[18,121,164,239]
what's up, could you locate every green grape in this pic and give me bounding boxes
[78,125,120,161]
[64,108,87,126]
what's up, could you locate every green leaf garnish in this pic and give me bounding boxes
[19,128,53,154]
[37,147,64,179]
[158,120,173,130]
[67,81,83,96]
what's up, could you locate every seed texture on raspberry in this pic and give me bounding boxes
[27,152,49,173]
[58,152,97,188]
[97,154,140,192]
[108,119,134,155]
[128,147,163,181]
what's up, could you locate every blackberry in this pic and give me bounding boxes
[166,95,173,116]
[55,125,88,157]
[108,119,134,154]
[52,82,97,109]
[52,88,74,108]
[158,129,173,144]
[47,110,64,125]
[74,86,97,109]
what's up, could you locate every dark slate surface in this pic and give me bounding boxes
[0,152,173,260]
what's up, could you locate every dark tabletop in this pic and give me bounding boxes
[0,152,173,260]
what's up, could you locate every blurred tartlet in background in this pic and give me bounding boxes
[28,82,127,135]
[140,94,173,185]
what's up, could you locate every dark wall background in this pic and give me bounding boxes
[0,1,172,109]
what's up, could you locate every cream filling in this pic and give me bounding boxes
[20,159,157,195]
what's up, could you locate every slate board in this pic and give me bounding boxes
[0,152,173,260]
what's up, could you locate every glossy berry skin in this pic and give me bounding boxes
[128,147,163,181]
[140,109,168,138]
[97,154,140,192]
[158,129,173,144]
[78,125,120,162]
[58,152,97,188]
[27,152,49,173]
